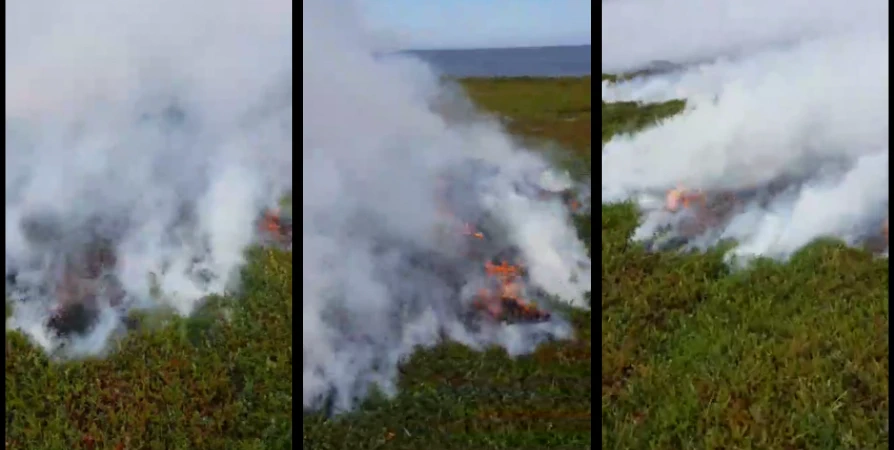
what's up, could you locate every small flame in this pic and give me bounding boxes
[262,209,281,233]
[259,208,291,245]
[463,223,485,239]
[484,260,522,279]
[537,190,582,213]
[436,173,550,322]
[664,186,888,254]
[473,260,549,321]
[665,186,706,212]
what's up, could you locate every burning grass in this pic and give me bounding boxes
[655,186,888,254]
[5,76,591,449]
[303,76,592,449]
[601,78,889,448]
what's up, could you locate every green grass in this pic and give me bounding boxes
[601,74,889,449]
[601,100,685,143]
[6,249,293,449]
[461,77,592,155]
[303,77,593,449]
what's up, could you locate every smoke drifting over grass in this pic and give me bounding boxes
[303,0,591,413]
[602,0,888,262]
[5,0,292,355]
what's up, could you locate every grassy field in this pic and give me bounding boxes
[602,78,889,448]
[303,77,593,449]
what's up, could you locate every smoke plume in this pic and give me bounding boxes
[602,0,888,263]
[5,0,292,355]
[303,0,591,413]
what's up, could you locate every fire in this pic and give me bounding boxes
[259,208,292,245]
[664,185,890,253]
[261,209,282,233]
[537,189,583,213]
[665,186,706,212]
[463,223,485,239]
[485,260,522,279]
[436,167,554,322]
[472,260,550,322]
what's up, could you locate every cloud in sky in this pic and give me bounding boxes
[359,0,591,50]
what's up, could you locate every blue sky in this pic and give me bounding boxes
[358,0,591,50]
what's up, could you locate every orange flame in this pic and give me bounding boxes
[463,223,485,239]
[665,186,706,212]
[473,260,549,321]
[259,209,291,245]
[436,174,549,321]
[261,210,281,233]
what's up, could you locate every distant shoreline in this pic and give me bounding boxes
[389,45,591,78]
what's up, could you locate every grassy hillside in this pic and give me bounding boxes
[601,78,889,449]
[303,77,593,449]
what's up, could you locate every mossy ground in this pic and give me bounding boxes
[601,76,888,449]
[303,77,593,449]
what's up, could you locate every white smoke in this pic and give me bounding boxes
[602,1,888,262]
[303,0,591,414]
[602,0,887,73]
[5,0,292,355]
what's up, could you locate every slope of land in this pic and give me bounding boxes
[303,76,593,450]
[601,78,888,449]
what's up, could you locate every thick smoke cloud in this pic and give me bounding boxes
[602,0,887,73]
[602,0,888,263]
[6,0,292,354]
[304,0,591,413]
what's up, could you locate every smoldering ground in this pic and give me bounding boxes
[602,0,888,263]
[5,0,292,355]
[303,0,591,414]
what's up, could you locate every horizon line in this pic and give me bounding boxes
[403,43,591,53]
